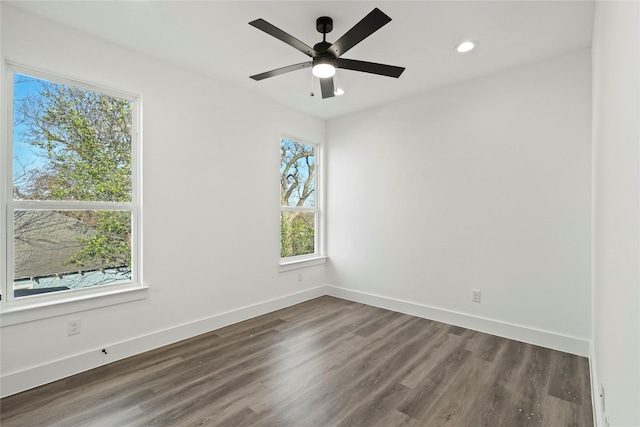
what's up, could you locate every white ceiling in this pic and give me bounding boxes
[6,1,595,120]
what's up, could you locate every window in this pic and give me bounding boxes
[280,138,323,263]
[2,64,141,308]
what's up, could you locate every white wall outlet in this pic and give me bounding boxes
[298,272,303,281]
[67,319,81,336]
[472,290,481,303]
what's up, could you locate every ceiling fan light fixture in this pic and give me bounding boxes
[456,41,477,53]
[312,63,336,78]
[312,56,336,78]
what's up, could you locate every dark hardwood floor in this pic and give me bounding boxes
[1,296,593,426]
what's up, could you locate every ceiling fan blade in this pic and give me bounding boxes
[250,62,312,81]
[328,8,392,57]
[319,77,335,99]
[249,19,316,57]
[336,58,405,78]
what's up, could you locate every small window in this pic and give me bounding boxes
[4,65,140,304]
[280,138,321,260]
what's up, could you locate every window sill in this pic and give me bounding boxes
[1,285,149,326]
[279,256,327,272]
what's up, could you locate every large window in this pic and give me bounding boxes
[3,64,140,305]
[280,138,322,261]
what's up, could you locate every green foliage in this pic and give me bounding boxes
[16,76,133,271]
[280,211,314,257]
[33,83,132,202]
[63,211,131,269]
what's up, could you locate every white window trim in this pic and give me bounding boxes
[1,62,145,325]
[279,137,325,271]
[279,255,327,272]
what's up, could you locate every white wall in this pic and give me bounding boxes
[0,5,326,396]
[326,50,592,353]
[591,1,640,426]
[6,7,637,422]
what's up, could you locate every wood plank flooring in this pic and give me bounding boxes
[1,296,593,426]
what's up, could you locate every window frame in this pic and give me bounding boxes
[1,62,146,324]
[279,137,326,271]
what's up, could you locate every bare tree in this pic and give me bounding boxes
[280,140,315,257]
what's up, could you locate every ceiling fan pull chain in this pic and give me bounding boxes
[310,72,315,97]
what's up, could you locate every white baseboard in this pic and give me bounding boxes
[2,284,592,398]
[326,285,590,357]
[0,285,326,398]
[589,342,603,426]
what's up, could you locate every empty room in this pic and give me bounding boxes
[0,1,638,426]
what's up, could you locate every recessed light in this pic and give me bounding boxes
[456,41,477,53]
[334,88,345,96]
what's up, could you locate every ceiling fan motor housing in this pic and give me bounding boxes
[313,41,334,56]
[316,16,333,34]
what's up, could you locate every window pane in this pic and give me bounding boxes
[280,139,315,208]
[13,73,132,202]
[280,211,315,257]
[14,210,132,297]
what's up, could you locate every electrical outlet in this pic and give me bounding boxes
[298,272,303,281]
[67,319,81,336]
[472,290,481,303]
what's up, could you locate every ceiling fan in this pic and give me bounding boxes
[249,8,405,99]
